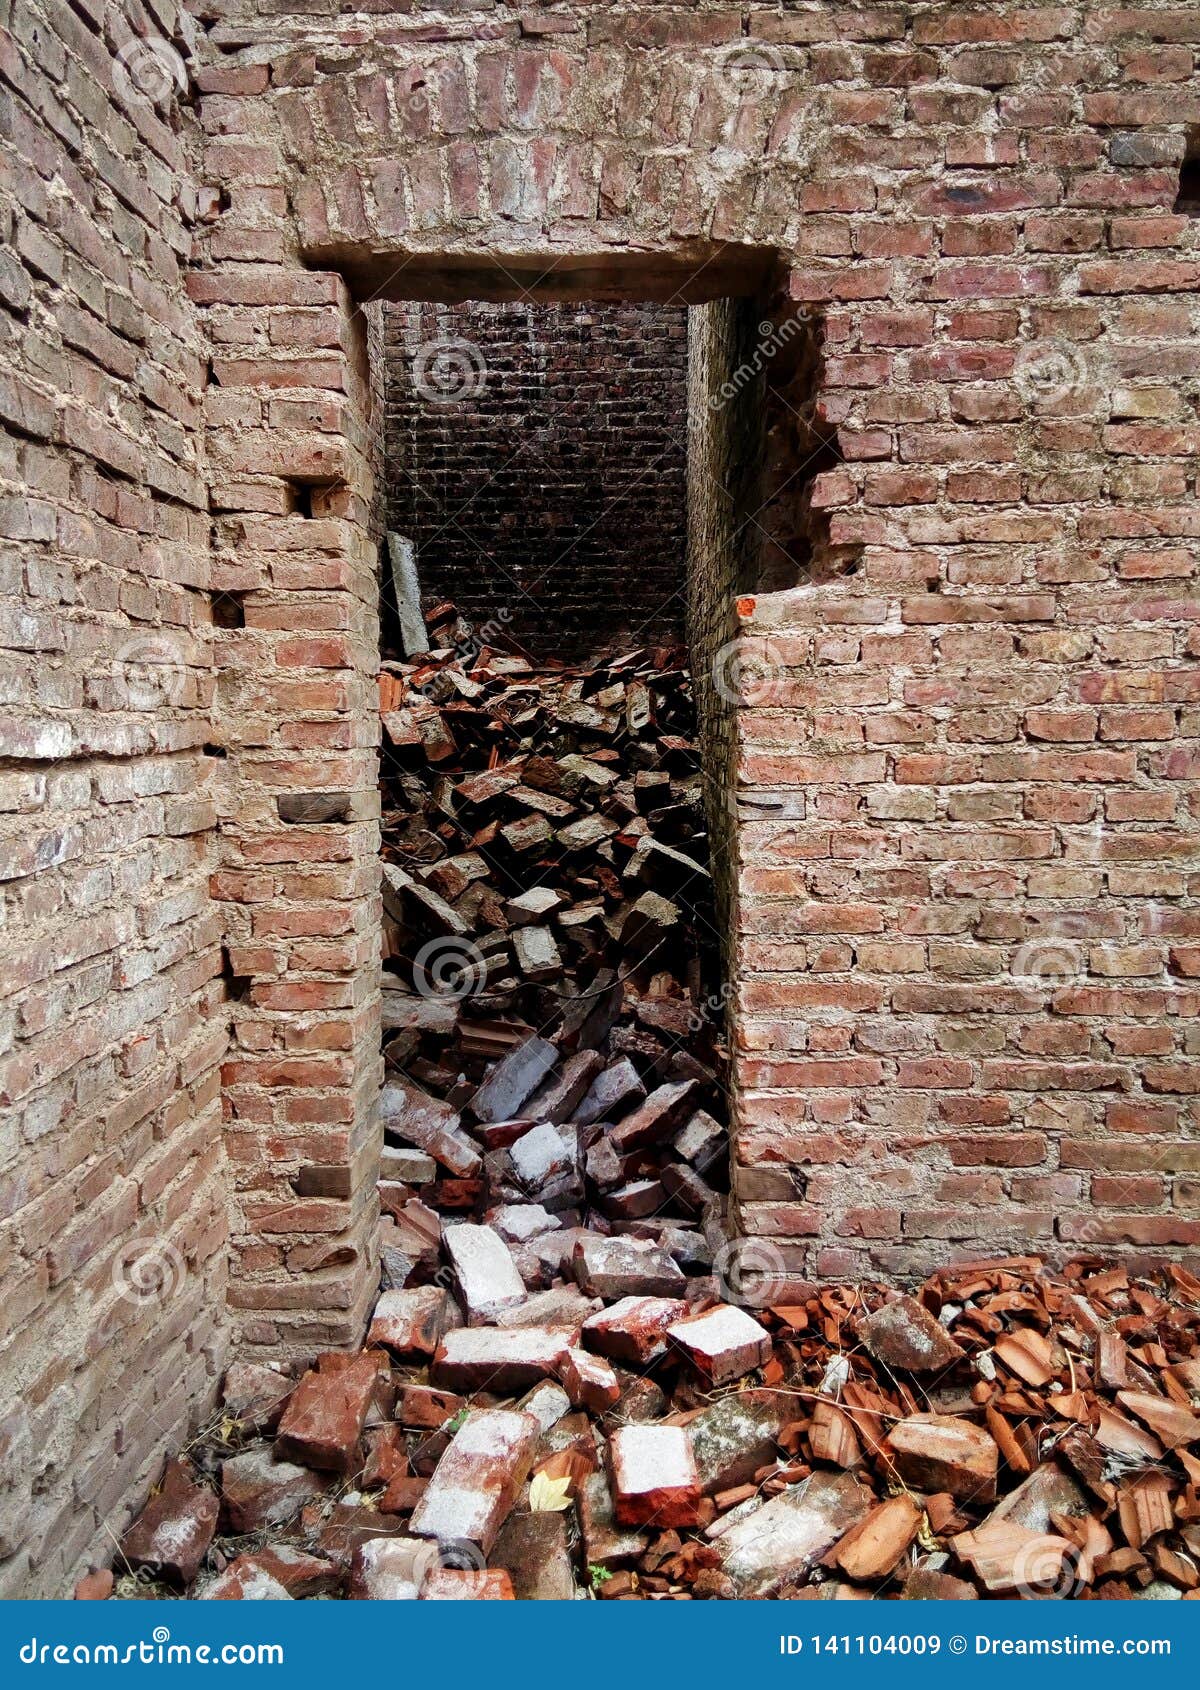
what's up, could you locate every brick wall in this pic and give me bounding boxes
[0,0,228,1596]
[187,0,1200,1293]
[383,299,688,658]
[5,0,1200,1588]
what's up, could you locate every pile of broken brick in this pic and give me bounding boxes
[97,1255,1200,1601]
[375,608,731,1328]
[91,618,1200,1603]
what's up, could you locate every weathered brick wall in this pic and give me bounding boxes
[382,299,689,658]
[187,0,1200,1295]
[0,1,228,1596]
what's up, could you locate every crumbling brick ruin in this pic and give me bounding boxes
[2,0,1200,1596]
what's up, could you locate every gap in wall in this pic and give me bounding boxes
[365,291,766,1284]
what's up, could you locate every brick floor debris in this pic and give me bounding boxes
[100,1255,1200,1601]
[98,617,1200,1599]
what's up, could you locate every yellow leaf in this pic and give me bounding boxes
[529,1470,573,1513]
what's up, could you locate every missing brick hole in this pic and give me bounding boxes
[288,480,345,518]
[220,950,251,1002]
[202,743,227,759]
[212,591,245,629]
[1174,136,1200,215]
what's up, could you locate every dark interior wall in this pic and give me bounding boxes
[383,299,689,659]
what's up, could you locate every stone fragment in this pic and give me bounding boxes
[119,1460,218,1586]
[444,1223,527,1323]
[719,1472,873,1597]
[950,1519,1072,1594]
[380,1147,437,1185]
[512,925,561,981]
[247,1545,339,1598]
[396,1384,465,1430]
[660,1161,715,1218]
[987,1462,1089,1534]
[882,1414,998,1504]
[220,1362,294,1434]
[517,1381,572,1433]
[274,1354,382,1474]
[421,1568,515,1599]
[609,1425,702,1528]
[832,1494,924,1581]
[221,1447,327,1533]
[608,1080,700,1154]
[666,1303,773,1386]
[582,1296,689,1365]
[572,1234,686,1299]
[559,1348,622,1415]
[73,1569,113,1601]
[196,1559,294,1600]
[368,1286,456,1357]
[490,1203,560,1244]
[496,1285,602,1329]
[381,1077,482,1176]
[600,1178,664,1219]
[508,1120,581,1204]
[673,1109,724,1170]
[471,1035,558,1123]
[858,1294,966,1374]
[348,1536,438,1600]
[576,1058,646,1126]
[492,1511,576,1600]
[688,1392,785,1494]
[409,1409,540,1555]
[527,1049,605,1122]
[579,1470,648,1569]
[505,886,563,925]
[902,1566,978,1600]
[432,1327,574,1394]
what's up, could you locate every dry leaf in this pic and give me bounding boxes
[529,1470,573,1512]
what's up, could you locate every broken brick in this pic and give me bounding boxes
[609,1425,702,1528]
[666,1302,773,1386]
[410,1408,540,1555]
[119,1460,218,1587]
[274,1354,382,1474]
